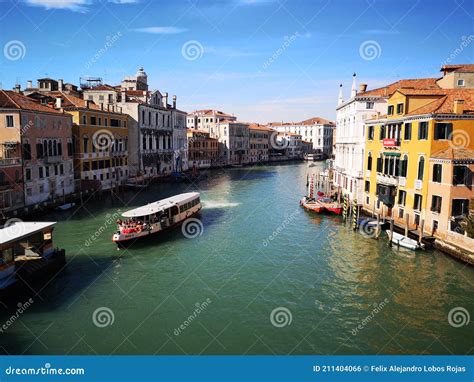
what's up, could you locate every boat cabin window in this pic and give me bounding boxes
[171,206,179,216]
[1,247,14,264]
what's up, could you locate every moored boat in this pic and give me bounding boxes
[316,197,343,215]
[386,230,425,250]
[112,192,201,245]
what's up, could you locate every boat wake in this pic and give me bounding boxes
[202,201,240,209]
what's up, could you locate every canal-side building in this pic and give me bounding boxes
[47,92,129,191]
[276,132,303,159]
[186,129,218,169]
[334,74,440,203]
[362,87,474,254]
[83,68,187,179]
[0,90,75,208]
[248,124,272,163]
[214,120,250,166]
[186,110,237,135]
[425,147,473,252]
[269,117,334,158]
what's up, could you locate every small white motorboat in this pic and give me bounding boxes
[56,203,75,211]
[386,230,425,250]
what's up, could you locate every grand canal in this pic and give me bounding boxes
[1,163,472,355]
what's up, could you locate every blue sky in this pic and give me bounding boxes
[0,0,473,123]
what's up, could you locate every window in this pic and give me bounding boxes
[451,199,469,217]
[25,168,31,181]
[399,155,408,177]
[387,105,394,115]
[453,165,470,186]
[376,155,383,172]
[398,190,406,206]
[82,115,87,125]
[6,115,14,127]
[83,137,89,153]
[404,123,411,140]
[366,102,374,109]
[418,122,428,140]
[379,125,385,140]
[396,103,404,114]
[414,213,420,226]
[431,195,442,213]
[367,153,372,170]
[365,181,370,192]
[90,116,97,125]
[23,143,31,160]
[432,164,442,183]
[434,123,452,140]
[39,167,44,178]
[413,194,422,211]
[417,156,425,180]
[457,79,465,87]
[432,220,439,232]
[398,208,404,219]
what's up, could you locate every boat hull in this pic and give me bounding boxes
[113,207,201,245]
[387,230,424,250]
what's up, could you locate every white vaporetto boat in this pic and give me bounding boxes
[112,192,201,245]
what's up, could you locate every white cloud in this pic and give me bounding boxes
[23,0,91,12]
[132,26,187,34]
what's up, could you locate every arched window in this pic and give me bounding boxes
[43,141,48,157]
[417,156,425,180]
[53,140,57,156]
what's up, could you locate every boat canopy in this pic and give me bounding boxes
[121,192,200,218]
[0,222,56,246]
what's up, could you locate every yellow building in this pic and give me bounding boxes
[50,92,129,190]
[363,88,474,237]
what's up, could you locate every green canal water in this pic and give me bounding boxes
[1,163,473,355]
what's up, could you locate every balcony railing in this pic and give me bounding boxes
[414,179,423,190]
[0,157,21,166]
[376,173,398,187]
[44,155,62,164]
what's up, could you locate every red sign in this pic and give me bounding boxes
[383,138,398,147]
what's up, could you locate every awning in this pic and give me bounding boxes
[383,152,400,157]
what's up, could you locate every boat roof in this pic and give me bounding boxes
[122,192,200,218]
[0,222,56,246]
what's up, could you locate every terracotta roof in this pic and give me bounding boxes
[126,90,147,96]
[299,117,335,126]
[48,91,124,114]
[431,147,474,161]
[357,78,440,97]
[248,123,274,131]
[191,109,234,117]
[0,90,63,114]
[405,88,474,115]
[86,85,117,91]
[279,132,301,137]
[440,64,474,73]
[187,128,210,135]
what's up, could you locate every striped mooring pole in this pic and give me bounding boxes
[352,199,358,230]
[342,195,348,221]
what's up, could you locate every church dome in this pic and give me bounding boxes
[136,67,147,78]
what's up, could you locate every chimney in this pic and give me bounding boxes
[454,99,465,114]
[27,80,33,89]
[359,84,367,92]
[13,84,21,93]
[55,97,62,109]
[163,92,168,108]
[351,73,357,98]
[86,100,91,108]
[172,95,177,109]
[58,79,63,91]
[121,89,126,103]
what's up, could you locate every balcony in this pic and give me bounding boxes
[44,155,62,164]
[414,179,423,190]
[0,157,21,166]
[399,177,407,187]
[382,138,400,148]
[376,173,398,187]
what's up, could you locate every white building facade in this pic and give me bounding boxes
[333,75,391,202]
